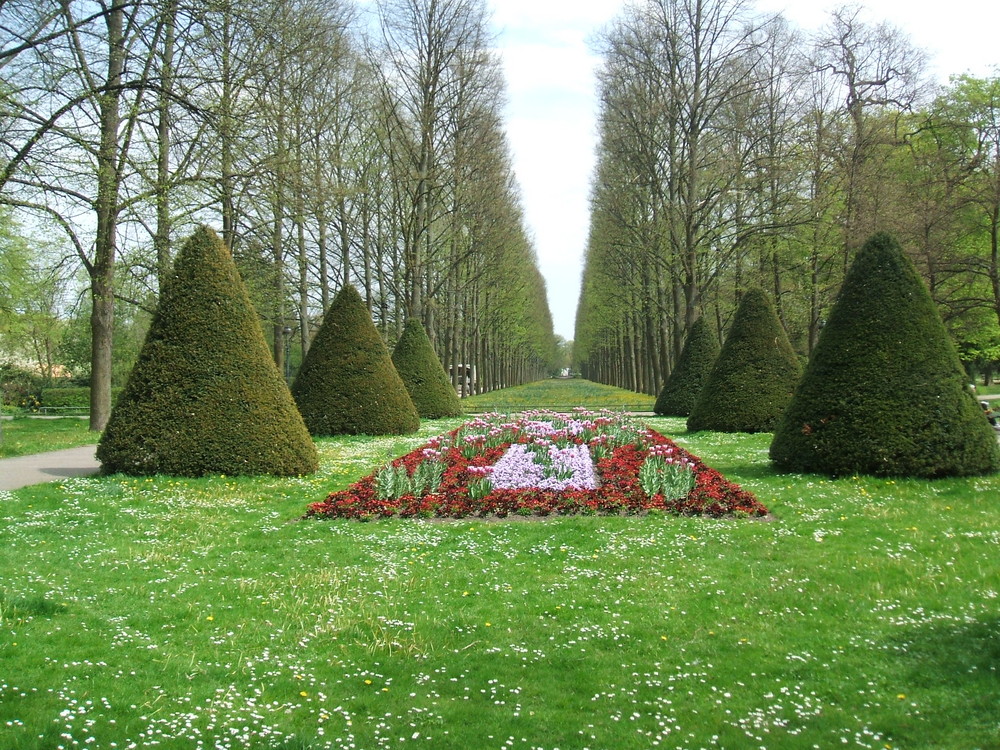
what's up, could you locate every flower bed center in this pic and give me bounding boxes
[490,442,598,491]
[305,410,768,520]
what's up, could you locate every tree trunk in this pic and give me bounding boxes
[89,4,125,432]
[154,0,177,286]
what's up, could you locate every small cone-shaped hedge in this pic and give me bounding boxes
[770,232,1000,477]
[687,289,801,433]
[654,317,719,416]
[292,285,419,436]
[97,226,318,477]
[391,318,463,418]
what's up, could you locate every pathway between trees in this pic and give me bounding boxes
[0,446,100,491]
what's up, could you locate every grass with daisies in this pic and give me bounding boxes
[0,379,997,749]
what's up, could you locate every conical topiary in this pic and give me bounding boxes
[391,318,463,419]
[97,226,318,477]
[654,317,719,416]
[292,285,419,436]
[687,289,801,433]
[770,232,1000,477]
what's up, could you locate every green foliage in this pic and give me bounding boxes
[0,208,31,327]
[391,318,463,418]
[770,233,1000,478]
[97,226,318,477]
[654,317,719,416]
[292,284,419,436]
[1,363,43,408]
[58,297,149,387]
[687,289,801,433]
[374,459,445,501]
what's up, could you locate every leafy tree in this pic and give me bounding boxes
[391,318,463,418]
[687,289,801,433]
[654,317,719,416]
[292,284,419,435]
[0,208,32,357]
[97,226,317,477]
[770,232,1000,477]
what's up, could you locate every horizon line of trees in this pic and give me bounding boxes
[575,0,1000,393]
[0,0,557,429]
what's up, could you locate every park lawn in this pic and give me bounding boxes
[0,417,97,459]
[0,412,998,749]
[462,378,656,412]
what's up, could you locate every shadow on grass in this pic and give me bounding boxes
[897,616,1000,685]
[873,616,1000,745]
[0,591,69,619]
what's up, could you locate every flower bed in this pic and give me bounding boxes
[305,410,768,520]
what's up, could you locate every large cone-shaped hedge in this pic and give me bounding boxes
[391,318,463,418]
[292,285,419,436]
[770,232,1000,477]
[97,226,318,477]
[654,317,719,416]
[687,289,801,433]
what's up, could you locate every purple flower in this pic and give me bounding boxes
[491,443,598,491]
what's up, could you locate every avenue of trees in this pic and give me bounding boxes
[575,0,1000,395]
[0,0,556,430]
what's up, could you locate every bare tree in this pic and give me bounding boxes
[812,5,928,259]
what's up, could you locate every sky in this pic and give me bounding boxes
[491,0,1000,340]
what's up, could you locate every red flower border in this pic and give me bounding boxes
[305,424,767,520]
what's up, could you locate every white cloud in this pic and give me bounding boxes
[491,1,619,339]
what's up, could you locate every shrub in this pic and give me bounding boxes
[654,317,719,416]
[391,318,463,419]
[97,226,318,477]
[687,289,801,433]
[1,364,42,409]
[770,232,1000,478]
[292,285,419,436]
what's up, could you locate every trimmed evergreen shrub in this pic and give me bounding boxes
[654,317,719,416]
[97,226,318,477]
[391,318,463,419]
[770,232,1000,478]
[687,289,801,433]
[292,285,419,436]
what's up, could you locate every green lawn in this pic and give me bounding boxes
[462,378,656,412]
[0,388,998,749]
[0,417,96,458]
